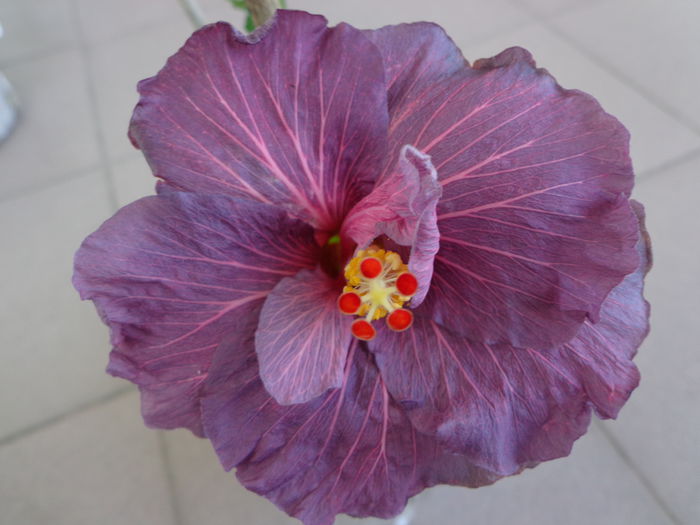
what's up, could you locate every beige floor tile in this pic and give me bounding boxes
[0,49,101,200]
[111,153,157,207]
[465,24,700,176]
[552,0,700,131]
[601,155,700,525]
[507,0,605,17]
[408,424,675,525]
[74,0,188,44]
[0,392,176,525]
[0,173,124,441]
[0,0,78,65]
[88,18,193,162]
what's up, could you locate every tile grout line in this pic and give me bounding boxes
[0,162,104,205]
[636,147,700,183]
[509,0,700,139]
[0,5,187,71]
[0,386,133,448]
[157,431,187,525]
[594,421,685,525]
[67,0,120,213]
[0,42,78,70]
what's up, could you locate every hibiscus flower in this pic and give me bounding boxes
[73,10,651,525]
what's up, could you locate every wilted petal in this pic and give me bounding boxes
[73,193,319,435]
[202,339,499,525]
[342,145,441,305]
[388,46,639,348]
[255,269,352,405]
[129,11,389,230]
[369,208,650,474]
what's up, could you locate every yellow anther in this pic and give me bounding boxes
[342,248,411,321]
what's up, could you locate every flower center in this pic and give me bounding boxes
[337,248,417,341]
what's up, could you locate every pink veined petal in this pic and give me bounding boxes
[255,268,352,405]
[129,10,389,231]
[363,21,466,115]
[73,193,319,435]
[341,145,441,306]
[383,46,639,348]
[368,201,650,474]
[202,335,500,525]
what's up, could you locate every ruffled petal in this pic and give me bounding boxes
[341,145,441,305]
[368,207,650,474]
[129,10,389,231]
[202,337,499,525]
[370,316,590,474]
[255,269,352,405]
[388,46,639,348]
[73,193,319,435]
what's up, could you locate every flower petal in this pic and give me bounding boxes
[73,193,319,435]
[369,208,650,474]
[255,269,352,405]
[370,316,590,474]
[389,46,640,348]
[202,338,499,525]
[129,10,389,230]
[342,145,441,305]
[363,22,466,114]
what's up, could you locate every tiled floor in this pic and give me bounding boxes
[1,0,698,524]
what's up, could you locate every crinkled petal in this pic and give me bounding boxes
[342,145,441,305]
[129,10,389,231]
[73,193,319,435]
[255,269,352,405]
[369,205,650,474]
[388,46,639,348]
[370,316,591,474]
[202,335,499,525]
[564,199,650,418]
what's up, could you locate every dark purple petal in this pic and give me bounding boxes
[129,10,389,231]
[388,46,639,348]
[369,207,650,474]
[342,145,441,305]
[363,22,466,115]
[202,336,500,525]
[73,193,319,435]
[564,199,650,418]
[370,316,591,474]
[255,269,352,405]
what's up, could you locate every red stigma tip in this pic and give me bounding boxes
[387,309,413,332]
[351,319,376,341]
[359,257,383,279]
[396,272,418,296]
[338,292,362,315]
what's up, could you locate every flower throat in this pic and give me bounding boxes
[338,248,418,341]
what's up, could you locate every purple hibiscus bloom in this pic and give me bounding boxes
[73,10,651,525]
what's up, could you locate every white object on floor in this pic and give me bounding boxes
[394,503,415,525]
[0,70,18,143]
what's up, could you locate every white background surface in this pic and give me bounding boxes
[1,1,698,524]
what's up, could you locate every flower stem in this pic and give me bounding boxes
[244,0,279,26]
[177,0,206,28]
